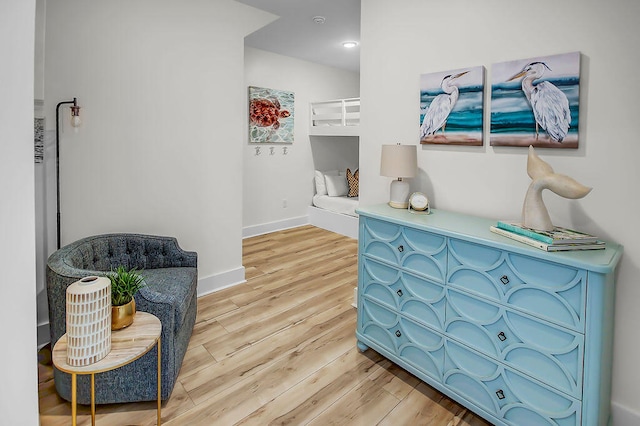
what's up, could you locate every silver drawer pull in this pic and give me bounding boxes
[396,289,403,297]
[497,331,507,341]
[496,389,505,400]
[500,275,510,285]
[397,245,404,252]
[395,330,402,337]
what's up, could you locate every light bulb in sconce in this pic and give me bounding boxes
[70,98,81,132]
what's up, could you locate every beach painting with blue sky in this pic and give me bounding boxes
[490,52,580,148]
[419,65,484,146]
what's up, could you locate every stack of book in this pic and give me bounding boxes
[490,220,605,252]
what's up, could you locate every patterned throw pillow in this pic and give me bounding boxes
[346,168,359,197]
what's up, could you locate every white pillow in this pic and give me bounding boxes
[325,174,349,197]
[315,170,339,195]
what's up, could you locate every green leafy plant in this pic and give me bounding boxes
[106,266,146,306]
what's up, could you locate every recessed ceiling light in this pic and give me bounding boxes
[312,16,326,24]
[342,41,358,48]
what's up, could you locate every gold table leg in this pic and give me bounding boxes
[71,373,77,426]
[157,338,162,425]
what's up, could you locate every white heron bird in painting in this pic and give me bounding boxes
[508,62,571,142]
[420,71,469,139]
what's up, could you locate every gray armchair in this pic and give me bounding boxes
[46,233,197,404]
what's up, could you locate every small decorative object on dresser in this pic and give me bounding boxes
[522,145,591,231]
[408,192,430,214]
[356,204,622,426]
[491,220,603,252]
[489,225,604,252]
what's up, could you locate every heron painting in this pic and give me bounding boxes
[419,66,484,146]
[490,52,580,148]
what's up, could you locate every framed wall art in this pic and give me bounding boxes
[249,86,294,144]
[419,65,484,146]
[490,51,580,148]
[34,117,44,163]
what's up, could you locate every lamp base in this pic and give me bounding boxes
[388,179,410,209]
[388,200,409,209]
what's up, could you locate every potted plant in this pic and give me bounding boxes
[106,266,145,330]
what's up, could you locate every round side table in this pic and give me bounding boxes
[53,312,162,426]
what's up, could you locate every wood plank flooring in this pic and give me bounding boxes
[38,225,491,426]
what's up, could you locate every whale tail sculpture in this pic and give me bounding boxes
[522,146,592,231]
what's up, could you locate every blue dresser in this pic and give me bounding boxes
[355,205,623,426]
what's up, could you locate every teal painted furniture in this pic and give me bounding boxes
[356,205,622,426]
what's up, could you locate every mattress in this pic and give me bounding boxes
[312,195,359,217]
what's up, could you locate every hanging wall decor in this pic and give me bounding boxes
[419,65,484,146]
[34,117,45,163]
[249,86,294,144]
[490,51,580,148]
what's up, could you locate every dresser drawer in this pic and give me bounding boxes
[448,238,587,332]
[359,298,445,382]
[361,258,446,331]
[445,288,583,398]
[444,339,581,425]
[361,217,447,283]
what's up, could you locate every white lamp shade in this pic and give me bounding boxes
[380,144,417,178]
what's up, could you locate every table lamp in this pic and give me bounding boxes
[380,143,417,208]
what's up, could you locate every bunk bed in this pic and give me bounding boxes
[308,98,360,239]
[309,97,360,137]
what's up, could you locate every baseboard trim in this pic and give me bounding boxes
[243,215,309,239]
[612,401,640,426]
[197,266,246,297]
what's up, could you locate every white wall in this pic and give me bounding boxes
[309,136,359,175]
[0,1,40,424]
[34,0,50,348]
[243,47,359,234]
[43,1,275,299]
[34,0,45,101]
[360,0,640,422]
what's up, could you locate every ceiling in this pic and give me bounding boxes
[236,0,361,73]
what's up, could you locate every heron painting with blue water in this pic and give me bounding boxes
[419,65,484,146]
[490,52,580,148]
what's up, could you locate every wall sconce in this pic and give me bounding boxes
[56,97,81,249]
[380,143,417,208]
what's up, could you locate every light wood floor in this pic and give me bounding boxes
[38,225,491,425]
